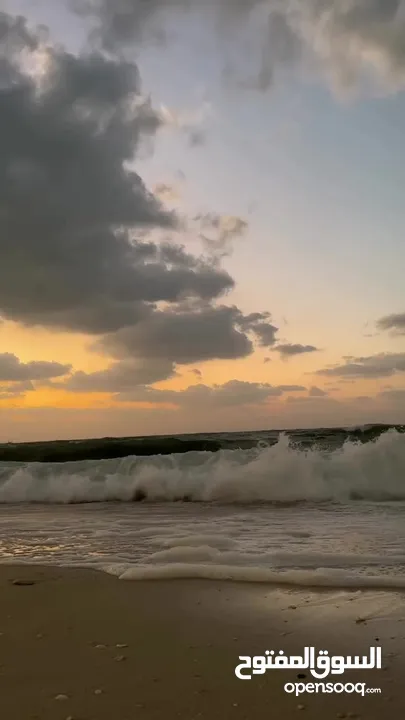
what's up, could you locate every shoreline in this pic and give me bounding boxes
[1,564,404,719]
[4,557,405,592]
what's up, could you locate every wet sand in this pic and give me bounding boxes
[0,565,404,719]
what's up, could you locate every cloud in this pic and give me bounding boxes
[49,362,307,398]
[0,353,71,382]
[0,380,35,401]
[194,213,248,259]
[238,312,279,347]
[95,305,281,365]
[376,313,405,335]
[0,11,236,335]
[96,306,253,364]
[316,352,405,378]
[49,359,175,392]
[0,10,293,379]
[71,0,405,94]
[116,380,306,407]
[309,386,328,397]
[0,9,321,389]
[276,343,319,358]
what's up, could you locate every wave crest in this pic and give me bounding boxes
[0,430,404,504]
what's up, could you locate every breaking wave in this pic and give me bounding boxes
[0,429,404,505]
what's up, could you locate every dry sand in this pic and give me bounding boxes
[0,564,404,719]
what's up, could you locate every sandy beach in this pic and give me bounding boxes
[0,565,404,719]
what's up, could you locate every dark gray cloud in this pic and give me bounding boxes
[116,379,306,406]
[71,0,405,93]
[0,9,318,378]
[0,353,70,382]
[377,313,405,334]
[95,305,281,365]
[0,11,233,335]
[276,343,319,358]
[237,312,279,347]
[96,306,253,364]
[316,352,405,378]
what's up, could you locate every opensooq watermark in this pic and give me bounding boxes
[235,646,382,696]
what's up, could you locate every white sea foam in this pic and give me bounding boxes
[115,563,405,590]
[0,430,404,504]
[144,546,405,568]
[1,496,405,588]
[155,534,237,550]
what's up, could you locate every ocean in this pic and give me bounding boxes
[1,424,405,589]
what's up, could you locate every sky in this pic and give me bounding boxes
[1,0,405,441]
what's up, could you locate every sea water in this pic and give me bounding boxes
[1,428,405,589]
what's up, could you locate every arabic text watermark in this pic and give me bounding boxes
[235,646,382,681]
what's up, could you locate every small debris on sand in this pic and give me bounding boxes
[297,704,305,711]
[12,579,35,586]
[94,689,103,695]
[116,643,128,648]
[54,694,69,701]
[114,655,126,662]
[355,617,366,624]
